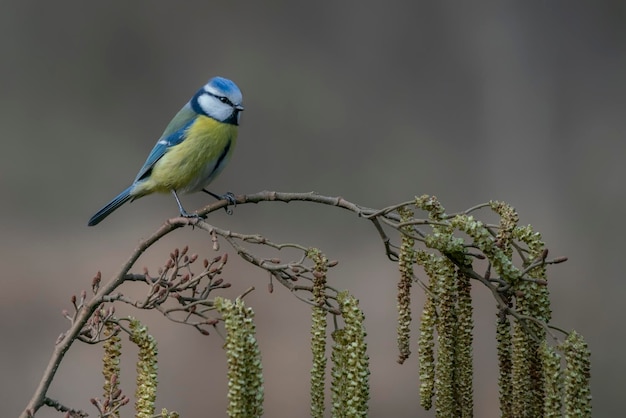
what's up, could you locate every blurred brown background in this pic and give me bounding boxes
[1,1,624,417]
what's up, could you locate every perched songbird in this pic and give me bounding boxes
[88,76,244,226]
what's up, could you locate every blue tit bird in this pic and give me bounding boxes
[87,76,244,226]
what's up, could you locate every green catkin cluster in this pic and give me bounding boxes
[540,341,563,417]
[415,195,468,265]
[455,271,474,417]
[331,291,370,418]
[416,251,474,416]
[491,200,517,418]
[397,206,416,364]
[444,203,553,417]
[451,214,519,282]
[416,251,450,411]
[513,325,544,417]
[129,319,158,418]
[102,322,121,412]
[513,225,552,328]
[496,315,513,417]
[308,248,328,418]
[490,201,519,258]
[215,297,264,418]
[562,331,592,417]
[511,225,551,417]
[510,326,534,417]
[418,289,437,410]
[405,198,589,417]
[434,259,460,416]
[414,195,446,221]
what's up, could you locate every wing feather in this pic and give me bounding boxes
[133,104,197,182]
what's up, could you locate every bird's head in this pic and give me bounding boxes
[191,76,244,125]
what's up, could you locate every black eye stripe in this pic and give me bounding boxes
[207,92,234,107]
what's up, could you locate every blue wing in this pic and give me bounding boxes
[133,104,197,183]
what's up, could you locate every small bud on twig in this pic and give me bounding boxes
[92,271,101,293]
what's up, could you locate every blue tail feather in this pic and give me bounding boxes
[87,186,133,226]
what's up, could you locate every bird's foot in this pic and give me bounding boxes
[171,190,205,222]
[203,189,237,215]
[180,211,205,221]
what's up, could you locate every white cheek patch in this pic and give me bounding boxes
[198,94,218,114]
[198,94,231,121]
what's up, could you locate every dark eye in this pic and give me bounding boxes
[218,96,233,106]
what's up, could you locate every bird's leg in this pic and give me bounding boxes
[202,189,236,215]
[171,190,202,219]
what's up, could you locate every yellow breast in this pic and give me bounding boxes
[136,116,238,195]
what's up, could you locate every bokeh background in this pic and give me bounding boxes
[2,1,624,416]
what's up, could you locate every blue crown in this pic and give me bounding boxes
[208,76,241,96]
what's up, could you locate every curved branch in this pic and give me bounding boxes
[22,190,567,416]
